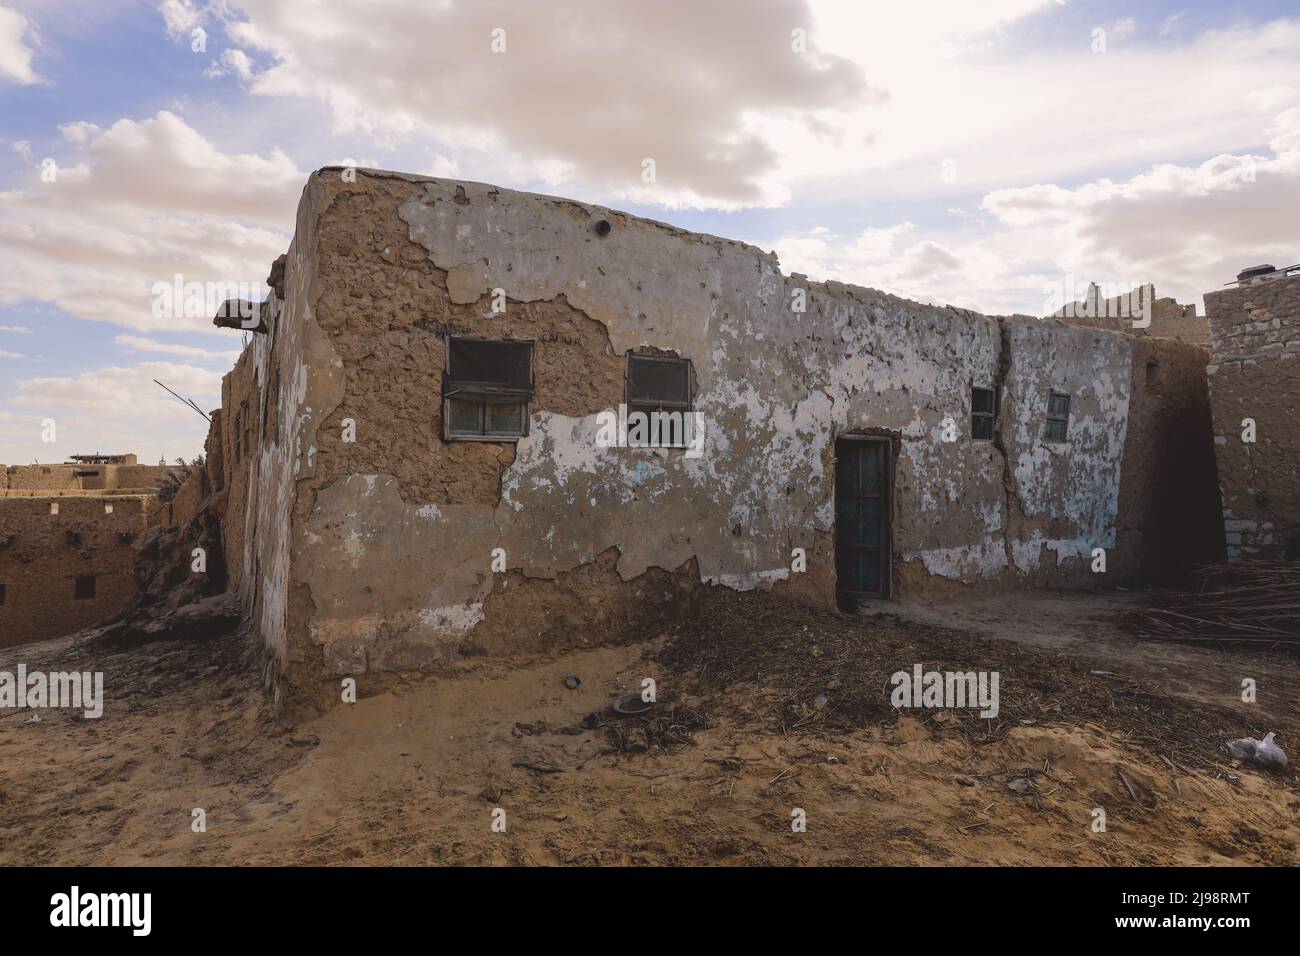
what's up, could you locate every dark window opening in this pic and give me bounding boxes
[74,575,96,600]
[443,337,533,440]
[971,386,998,441]
[1045,392,1071,442]
[0,582,6,606]
[1145,358,1160,392]
[625,353,693,447]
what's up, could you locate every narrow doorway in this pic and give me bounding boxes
[834,436,892,610]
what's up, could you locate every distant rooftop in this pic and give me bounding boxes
[67,453,138,465]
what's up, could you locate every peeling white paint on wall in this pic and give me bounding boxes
[261,172,1153,684]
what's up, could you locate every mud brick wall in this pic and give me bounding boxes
[218,348,261,596]
[1052,288,1209,347]
[1112,338,1225,581]
[1,462,169,493]
[225,169,1224,714]
[1205,272,1300,559]
[0,496,151,647]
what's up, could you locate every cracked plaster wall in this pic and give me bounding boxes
[237,170,1212,706]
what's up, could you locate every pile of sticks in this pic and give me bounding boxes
[1136,560,1300,646]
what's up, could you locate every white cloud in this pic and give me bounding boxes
[771,108,1300,315]
[116,333,241,360]
[0,349,24,358]
[159,0,203,38]
[0,324,32,333]
[0,110,300,334]
[766,10,1300,205]
[426,153,460,178]
[1109,18,1137,42]
[0,5,40,84]
[204,46,254,80]
[3,361,222,465]
[215,0,876,208]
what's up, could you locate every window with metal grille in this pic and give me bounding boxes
[443,337,533,440]
[626,353,693,447]
[74,574,96,600]
[971,386,997,441]
[1045,392,1071,442]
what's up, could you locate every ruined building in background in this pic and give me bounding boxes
[196,168,1224,714]
[0,457,171,646]
[1049,282,1209,347]
[1204,264,1300,560]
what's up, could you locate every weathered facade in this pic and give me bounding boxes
[214,169,1223,713]
[0,458,175,646]
[0,458,168,494]
[1052,283,1209,347]
[1204,265,1300,559]
[0,493,153,647]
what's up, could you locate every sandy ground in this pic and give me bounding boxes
[1,589,1297,866]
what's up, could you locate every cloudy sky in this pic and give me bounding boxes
[1,0,1297,465]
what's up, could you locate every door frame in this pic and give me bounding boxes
[833,433,895,607]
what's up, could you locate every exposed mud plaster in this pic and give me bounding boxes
[238,174,348,707]
[222,169,1222,706]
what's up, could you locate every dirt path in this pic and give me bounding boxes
[1,591,1297,866]
[884,589,1300,728]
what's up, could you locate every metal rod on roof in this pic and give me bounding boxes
[152,379,212,422]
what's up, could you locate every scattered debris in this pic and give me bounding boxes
[1132,560,1300,647]
[612,692,653,716]
[512,760,564,774]
[1005,777,1035,795]
[1226,732,1289,770]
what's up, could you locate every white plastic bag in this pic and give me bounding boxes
[1226,732,1288,770]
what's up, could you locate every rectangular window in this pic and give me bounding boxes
[626,353,693,448]
[0,582,6,606]
[104,503,114,514]
[49,502,59,515]
[1045,392,1071,442]
[971,386,997,441]
[74,575,96,600]
[443,337,533,440]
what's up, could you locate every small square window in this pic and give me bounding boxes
[74,575,96,600]
[626,353,693,447]
[443,337,533,440]
[104,503,114,514]
[971,386,997,441]
[1045,392,1071,442]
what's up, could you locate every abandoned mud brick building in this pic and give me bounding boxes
[0,457,169,646]
[203,168,1224,712]
[1051,283,1210,347]
[1205,264,1300,560]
